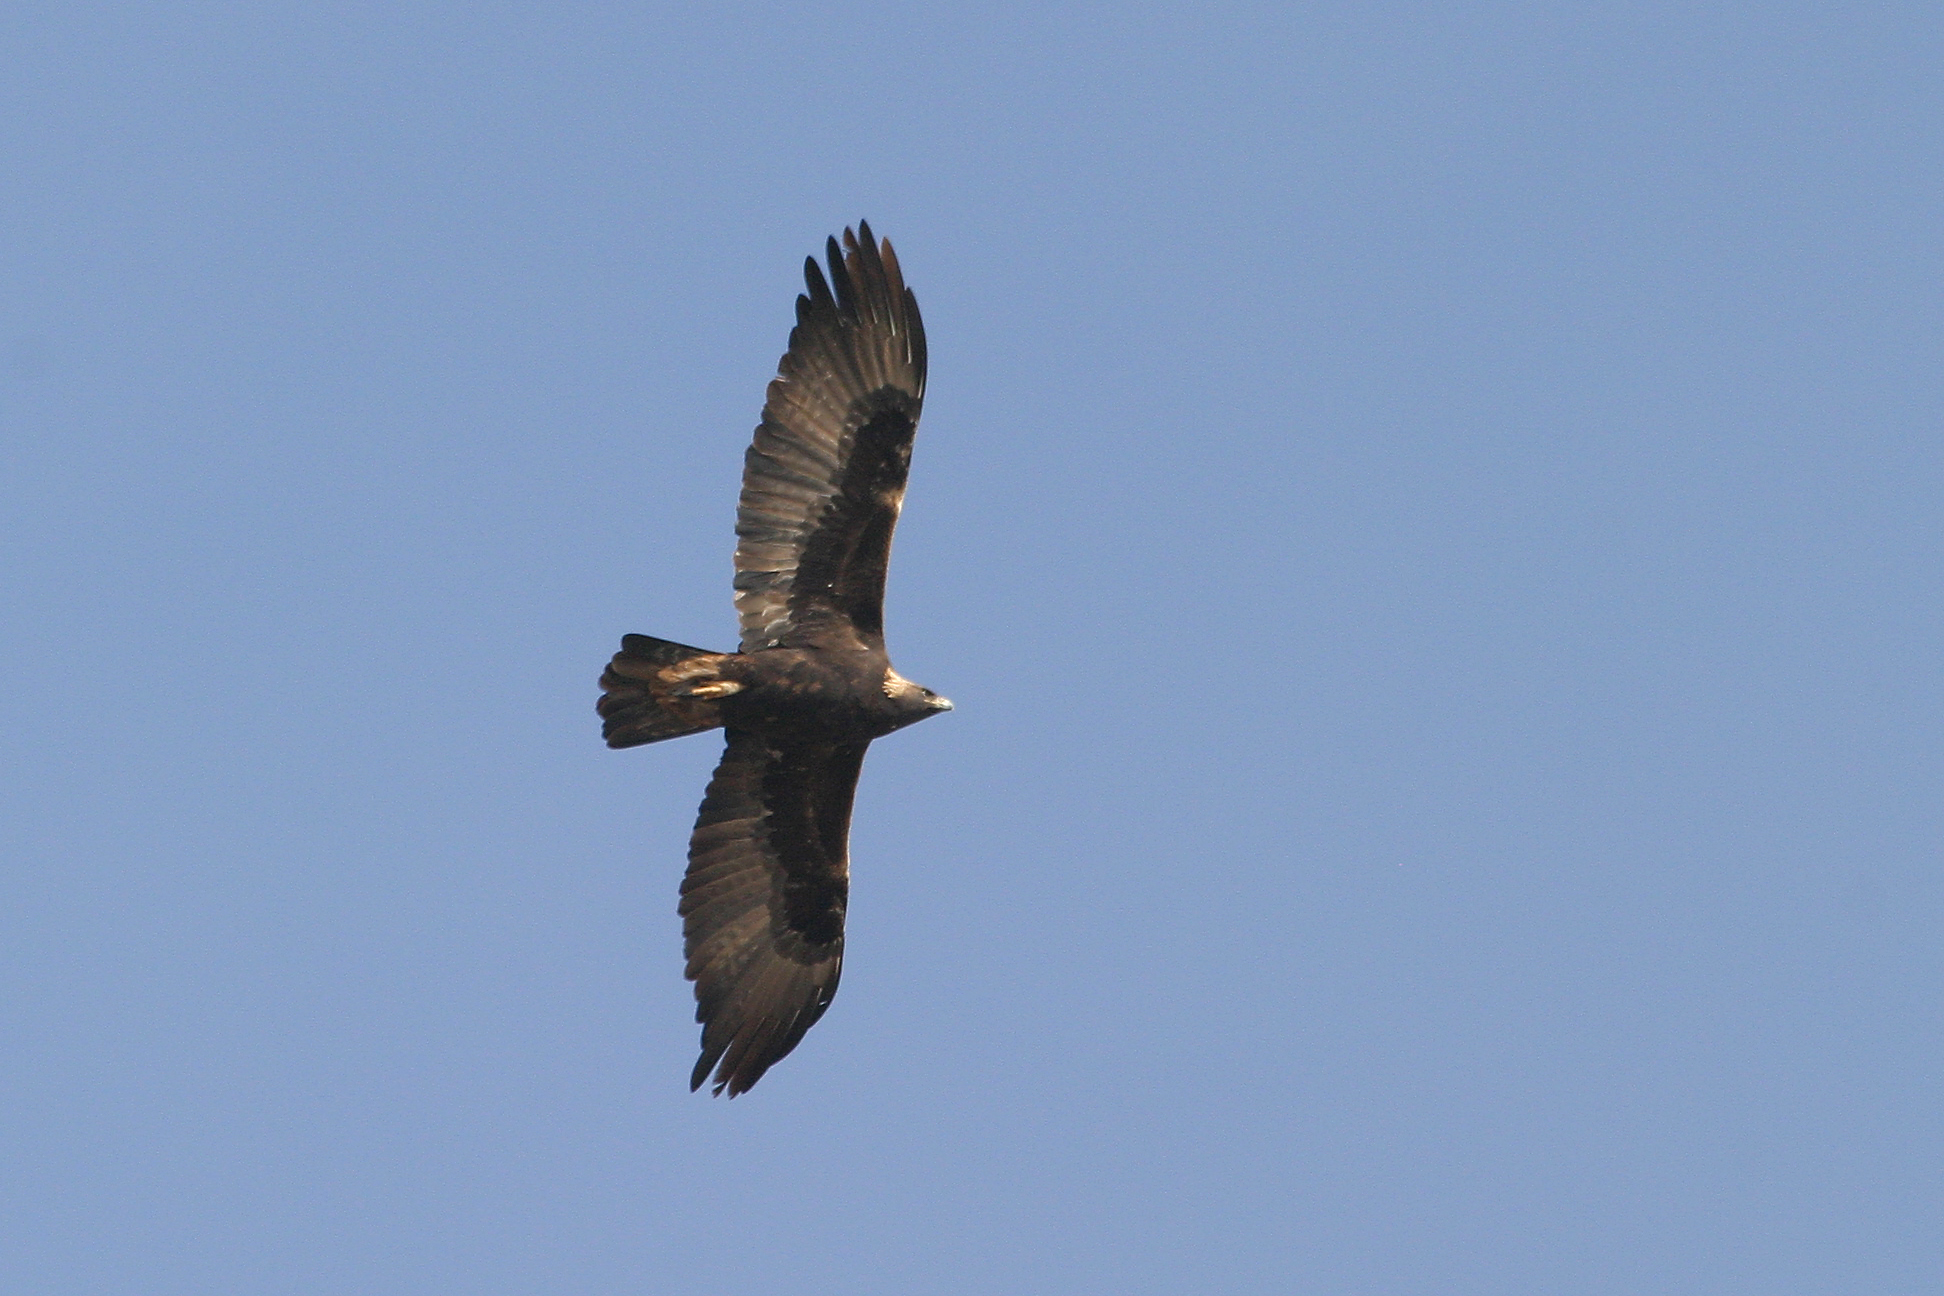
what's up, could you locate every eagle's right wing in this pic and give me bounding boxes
[680,729,868,1096]
[732,223,926,653]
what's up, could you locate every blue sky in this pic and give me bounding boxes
[3,4,1939,1292]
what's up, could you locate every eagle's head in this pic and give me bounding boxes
[883,668,953,732]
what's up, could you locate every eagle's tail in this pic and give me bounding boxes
[598,634,736,748]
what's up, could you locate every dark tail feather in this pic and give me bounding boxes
[599,634,729,748]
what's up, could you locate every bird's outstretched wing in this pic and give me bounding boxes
[734,222,926,652]
[681,729,868,1095]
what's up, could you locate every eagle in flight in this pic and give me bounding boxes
[598,224,950,1096]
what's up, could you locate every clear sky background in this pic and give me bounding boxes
[3,4,1938,1293]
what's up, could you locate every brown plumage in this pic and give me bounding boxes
[598,224,951,1096]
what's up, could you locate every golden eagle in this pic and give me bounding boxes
[598,224,950,1096]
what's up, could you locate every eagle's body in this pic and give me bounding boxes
[598,225,949,1096]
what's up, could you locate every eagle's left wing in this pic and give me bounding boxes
[680,729,868,1095]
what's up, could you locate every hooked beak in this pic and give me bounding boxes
[931,695,954,712]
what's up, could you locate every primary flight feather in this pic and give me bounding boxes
[598,224,950,1096]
